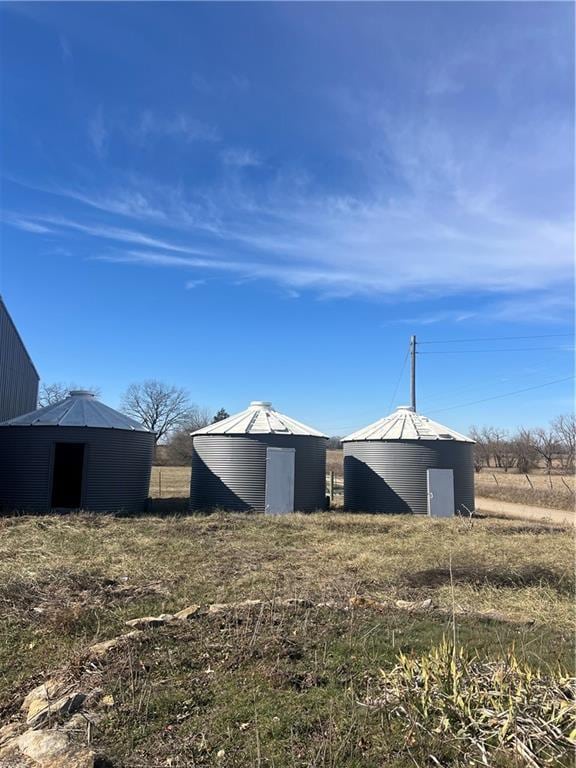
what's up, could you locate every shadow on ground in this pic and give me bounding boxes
[146,497,191,516]
[404,565,571,595]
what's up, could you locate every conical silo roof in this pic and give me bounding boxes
[192,401,327,437]
[342,406,474,443]
[0,391,152,432]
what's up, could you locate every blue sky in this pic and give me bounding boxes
[1,1,573,436]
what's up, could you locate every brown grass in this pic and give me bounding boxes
[475,470,574,510]
[326,449,343,476]
[1,513,573,650]
[150,465,191,498]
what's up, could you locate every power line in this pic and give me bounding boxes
[419,333,574,345]
[419,346,572,355]
[325,370,574,433]
[427,376,574,415]
[387,348,409,412]
[419,367,562,410]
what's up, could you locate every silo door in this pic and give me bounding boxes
[51,443,85,509]
[427,469,454,517]
[265,447,295,514]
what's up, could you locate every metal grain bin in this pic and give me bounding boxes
[342,406,475,514]
[190,401,327,513]
[0,391,154,514]
[0,296,39,422]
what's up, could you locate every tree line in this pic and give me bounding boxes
[469,415,575,473]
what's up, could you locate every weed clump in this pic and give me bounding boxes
[362,638,576,767]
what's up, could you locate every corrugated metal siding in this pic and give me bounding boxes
[191,434,327,512]
[0,300,39,422]
[343,440,475,515]
[0,426,154,514]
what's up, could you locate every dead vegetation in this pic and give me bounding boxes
[362,638,575,767]
[0,569,167,625]
[475,473,574,510]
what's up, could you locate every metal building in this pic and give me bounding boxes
[0,391,154,514]
[342,406,475,515]
[190,401,328,513]
[0,296,39,422]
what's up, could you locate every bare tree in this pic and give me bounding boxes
[475,426,512,470]
[552,414,576,471]
[510,428,538,474]
[469,426,489,472]
[164,407,212,465]
[120,380,197,443]
[470,416,575,476]
[532,427,559,473]
[39,381,101,407]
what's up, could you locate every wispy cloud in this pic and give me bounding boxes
[4,213,215,257]
[86,107,219,160]
[189,72,250,94]
[392,294,575,327]
[185,279,206,289]
[88,107,108,158]
[5,216,54,234]
[136,111,219,143]
[485,294,574,325]
[51,185,173,224]
[221,148,261,168]
[393,310,477,327]
[9,167,573,301]
[7,67,573,308]
[59,34,72,63]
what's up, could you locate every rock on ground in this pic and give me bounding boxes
[26,693,86,728]
[88,630,143,658]
[173,604,201,620]
[0,728,96,768]
[125,613,173,628]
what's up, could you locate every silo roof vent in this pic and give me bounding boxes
[341,406,474,443]
[192,401,327,437]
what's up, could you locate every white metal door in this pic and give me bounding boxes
[427,469,455,517]
[265,447,295,514]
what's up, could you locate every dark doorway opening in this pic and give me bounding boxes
[51,443,85,509]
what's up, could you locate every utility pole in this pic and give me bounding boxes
[410,335,417,412]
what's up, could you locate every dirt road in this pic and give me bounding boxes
[477,496,575,526]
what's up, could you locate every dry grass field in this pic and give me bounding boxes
[475,470,574,510]
[0,511,574,766]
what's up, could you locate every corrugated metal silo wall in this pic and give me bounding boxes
[0,301,39,422]
[0,426,154,514]
[191,434,327,512]
[343,440,475,514]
